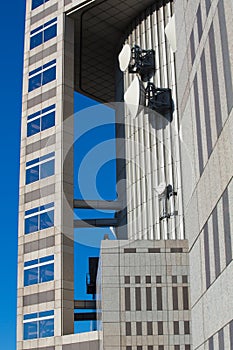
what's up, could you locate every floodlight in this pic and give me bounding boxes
[118,44,155,81]
[124,76,146,118]
[146,83,173,118]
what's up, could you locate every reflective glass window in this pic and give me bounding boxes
[24,321,37,340]
[30,20,57,50]
[44,24,57,42]
[26,165,39,184]
[24,267,38,286]
[40,263,54,283]
[42,67,56,85]
[24,203,54,235]
[25,153,55,184]
[30,32,43,49]
[28,74,41,91]
[27,118,40,137]
[40,210,54,230]
[39,318,54,338]
[27,105,55,137]
[40,160,54,180]
[28,61,56,92]
[23,310,54,340]
[25,215,39,234]
[31,0,49,10]
[41,111,55,131]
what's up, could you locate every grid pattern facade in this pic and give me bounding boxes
[17,0,76,348]
[176,0,233,349]
[97,240,191,350]
[121,1,184,241]
[17,0,233,349]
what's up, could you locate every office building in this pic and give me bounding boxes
[17,0,232,349]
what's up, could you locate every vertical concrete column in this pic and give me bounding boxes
[60,15,74,336]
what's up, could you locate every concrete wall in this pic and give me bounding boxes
[17,1,76,348]
[175,0,233,348]
[121,1,184,241]
[97,239,191,350]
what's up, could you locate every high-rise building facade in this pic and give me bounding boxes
[17,1,232,350]
[176,1,233,349]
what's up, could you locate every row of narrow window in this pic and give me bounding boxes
[26,14,57,186]
[24,3,55,342]
[125,321,190,336]
[125,286,189,311]
[126,346,191,350]
[125,275,188,284]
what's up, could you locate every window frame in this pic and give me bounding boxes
[23,310,54,340]
[24,255,54,286]
[31,0,50,11]
[30,18,57,50]
[27,104,56,137]
[24,202,54,235]
[28,60,56,92]
[25,152,55,185]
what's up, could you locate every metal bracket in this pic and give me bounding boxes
[146,83,173,117]
[129,45,155,81]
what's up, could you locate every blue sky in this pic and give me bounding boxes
[0,1,116,347]
[0,1,25,349]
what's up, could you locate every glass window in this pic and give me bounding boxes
[29,74,42,92]
[24,255,54,286]
[24,267,38,286]
[40,210,54,230]
[26,165,39,184]
[42,67,56,85]
[25,152,55,184]
[39,318,54,338]
[27,118,40,137]
[31,0,49,10]
[40,263,54,283]
[23,310,54,340]
[24,203,54,235]
[25,215,39,234]
[27,105,55,137]
[41,111,55,131]
[40,159,54,180]
[28,60,56,92]
[24,321,38,340]
[44,24,57,42]
[30,32,43,50]
[30,20,57,49]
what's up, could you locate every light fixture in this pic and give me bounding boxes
[118,44,155,82]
